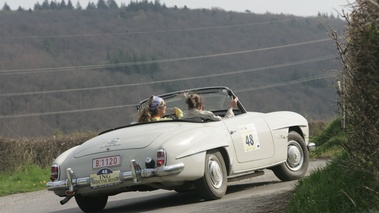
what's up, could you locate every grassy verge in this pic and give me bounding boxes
[0,164,50,196]
[0,131,95,197]
[289,118,379,212]
[309,118,345,159]
[288,153,377,212]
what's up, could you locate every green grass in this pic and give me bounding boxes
[0,164,50,196]
[288,117,379,212]
[310,118,346,159]
[288,154,378,213]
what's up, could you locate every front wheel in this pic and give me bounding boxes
[272,131,309,181]
[195,150,227,200]
[75,194,108,212]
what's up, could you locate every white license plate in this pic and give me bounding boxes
[92,156,121,169]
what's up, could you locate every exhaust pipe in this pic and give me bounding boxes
[60,195,73,205]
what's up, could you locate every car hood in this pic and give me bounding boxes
[73,122,181,158]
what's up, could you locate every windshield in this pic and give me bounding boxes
[167,90,231,111]
[137,87,246,115]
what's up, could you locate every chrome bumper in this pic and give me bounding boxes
[46,159,185,192]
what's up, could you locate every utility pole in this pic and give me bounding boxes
[337,78,345,129]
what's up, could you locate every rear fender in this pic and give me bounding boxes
[166,126,230,159]
[50,146,80,181]
[160,126,231,180]
[54,145,80,165]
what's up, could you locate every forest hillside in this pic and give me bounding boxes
[0,1,346,137]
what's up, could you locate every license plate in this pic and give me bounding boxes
[90,168,121,188]
[92,155,121,169]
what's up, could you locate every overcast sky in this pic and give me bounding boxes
[1,0,350,17]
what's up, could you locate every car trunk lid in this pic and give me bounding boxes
[73,123,180,158]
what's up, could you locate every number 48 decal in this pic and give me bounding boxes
[239,123,260,152]
[245,134,254,146]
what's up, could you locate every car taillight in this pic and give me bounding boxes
[50,164,59,181]
[157,149,166,167]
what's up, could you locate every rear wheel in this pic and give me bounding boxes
[75,194,108,212]
[195,150,227,200]
[272,131,309,181]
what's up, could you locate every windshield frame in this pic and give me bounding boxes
[136,86,246,114]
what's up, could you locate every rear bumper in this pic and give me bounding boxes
[46,159,184,193]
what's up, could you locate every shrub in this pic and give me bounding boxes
[337,0,379,187]
[0,131,96,172]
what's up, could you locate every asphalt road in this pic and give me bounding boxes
[0,160,328,213]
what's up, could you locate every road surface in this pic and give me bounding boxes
[0,160,328,213]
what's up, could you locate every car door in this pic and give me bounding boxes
[222,113,275,167]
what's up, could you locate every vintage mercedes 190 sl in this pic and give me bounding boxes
[46,86,315,212]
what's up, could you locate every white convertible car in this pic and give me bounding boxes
[46,86,315,212]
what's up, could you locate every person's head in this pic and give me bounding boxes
[137,95,166,123]
[185,93,203,110]
[147,95,166,117]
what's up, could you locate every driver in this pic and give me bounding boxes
[136,95,183,123]
[183,93,238,121]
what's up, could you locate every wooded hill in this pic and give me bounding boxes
[0,1,346,137]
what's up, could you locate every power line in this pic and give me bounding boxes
[0,54,337,97]
[234,72,337,93]
[0,38,333,75]
[0,104,135,119]
[0,19,296,40]
[0,73,336,119]
[0,16,340,121]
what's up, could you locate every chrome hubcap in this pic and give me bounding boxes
[209,160,222,188]
[286,141,304,171]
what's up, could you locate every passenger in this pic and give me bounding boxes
[184,93,238,121]
[137,95,183,123]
